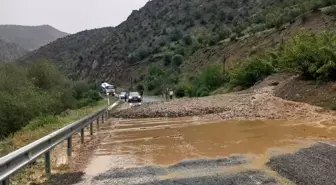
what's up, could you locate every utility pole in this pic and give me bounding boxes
[130,77,133,91]
[222,55,226,75]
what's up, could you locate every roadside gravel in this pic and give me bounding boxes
[76,156,282,185]
[268,143,336,185]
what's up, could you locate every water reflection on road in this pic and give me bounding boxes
[84,117,336,175]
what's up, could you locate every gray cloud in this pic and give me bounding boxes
[0,0,149,33]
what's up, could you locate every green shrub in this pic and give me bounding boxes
[27,60,68,91]
[208,35,219,46]
[279,31,336,80]
[183,35,193,45]
[217,28,231,40]
[138,47,151,60]
[174,83,190,98]
[153,88,163,96]
[23,116,59,131]
[175,85,186,98]
[145,65,166,93]
[172,54,184,66]
[158,37,166,46]
[175,47,185,56]
[181,64,225,98]
[189,41,199,52]
[0,61,100,137]
[76,90,101,108]
[323,5,336,15]
[229,58,275,88]
[170,29,183,41]
[148,65,164,76]
[193,10,202,20]
[72,81,91,99]
[199,64,225,91]
[196,86,210,97]
[136,84,145,92]
[164,52,173,66]
[147,82,156,91]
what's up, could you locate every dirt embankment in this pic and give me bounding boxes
[111,74,335,121]
[275,76,336,110]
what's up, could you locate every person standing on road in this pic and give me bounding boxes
[125,92,128,102]
[140,89,144,97]
[169,89,174,100]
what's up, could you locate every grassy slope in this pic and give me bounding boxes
[0,99,108,184]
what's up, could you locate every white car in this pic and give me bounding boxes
[119,92,127,99]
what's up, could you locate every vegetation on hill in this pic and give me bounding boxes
[0,25,68,51]
[0,61,101,137]
[23,0,336,95]
[0,39,27,62]
[175,31,336,97]
[0,99,108,185]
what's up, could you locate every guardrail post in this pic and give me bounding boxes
[90,122,93,135]
[80,128,84,143]
[67,136,72,156]
[2,178,9,185]
[97,117,100,130]
[45,151,51,175]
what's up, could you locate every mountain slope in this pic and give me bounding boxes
[0,25,68,51]
[22,0,335,86]
[0,39,27,62]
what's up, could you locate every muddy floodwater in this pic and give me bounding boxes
[84,117,336,175]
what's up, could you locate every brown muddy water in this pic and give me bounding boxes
[84,117,336,175]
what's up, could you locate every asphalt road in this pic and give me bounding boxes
[142,96,161,103]
[118,96,161,103]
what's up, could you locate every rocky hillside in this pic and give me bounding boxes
[22,0,335,87]
[0,39,27,62]
[0,25,68,51]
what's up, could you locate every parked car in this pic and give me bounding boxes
[127,92,142,103]
[119,92,127,99]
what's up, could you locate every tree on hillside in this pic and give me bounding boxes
[172,54,184,66]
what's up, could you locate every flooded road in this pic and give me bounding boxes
[83,117,336,176]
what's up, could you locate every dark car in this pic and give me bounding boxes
[127,92,142,103]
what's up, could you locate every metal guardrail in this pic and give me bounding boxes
[0,107,109,185]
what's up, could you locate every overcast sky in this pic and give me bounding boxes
[0,0,149,33]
